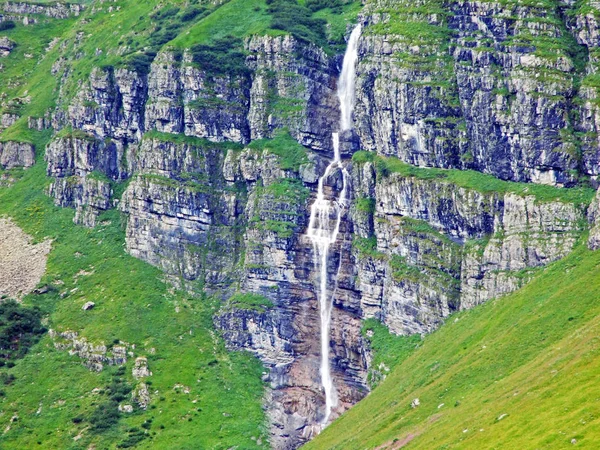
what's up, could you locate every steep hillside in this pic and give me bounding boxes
[0,138,268,449]
[308,239,600,448]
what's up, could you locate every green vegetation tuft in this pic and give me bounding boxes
[352,235,386,259]
[248,129,309,171]
[354,197,375,214]
[0,301,46,368]
[226,293,274,312]
[362,318,421,388]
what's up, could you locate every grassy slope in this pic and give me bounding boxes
[0,139,267,448]
[307,238,600,449]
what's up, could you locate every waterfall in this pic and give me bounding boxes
[306,24,361,426]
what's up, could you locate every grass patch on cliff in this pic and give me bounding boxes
[226,293,274,312]
[352,151,595,206]
[308,238,600,449]
[172,0,273,49]
[0,132,268,449]
[352,235,386,259]
[248,129,309,171]
[362,319,421,388]
[0,14,75,115]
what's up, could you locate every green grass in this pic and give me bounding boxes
[362,319,422,388]
[226,293,274,312]
[308,238,600,449]
[354,196,375,214]
[171,0,273,49]
[352,235,386,259]
[352,151,596,206]
[248,129,309,171]
[0,132,268,449]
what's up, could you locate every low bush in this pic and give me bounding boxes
[0,21,15,31]
[190,35,249,77]
[0,300,46,364]
[266,0,327,46]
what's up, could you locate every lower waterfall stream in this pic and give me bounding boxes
[306,24,361,426]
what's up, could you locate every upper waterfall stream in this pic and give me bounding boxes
[306,24,361,426]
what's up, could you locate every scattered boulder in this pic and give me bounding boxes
[118,404,133,413]
[132,356,152,378]
[0,36,15,57]
[0,218,51,300]
[82,301,95,310]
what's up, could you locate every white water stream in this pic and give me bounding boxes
[306,24,361,425]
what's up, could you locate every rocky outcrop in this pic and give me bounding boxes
[588,187,600,249]
[49,329,129,372]
[350,161,588,334]
[64,66,147,143]
[0,2,84,19]
[1,113,19,129]
[119,135,245,286]
[0,36,15,57]
[47,34,340,224]
[246,34,339,151]
[0,141,35,168]
[45,133,121,226]
[145,51,251,144]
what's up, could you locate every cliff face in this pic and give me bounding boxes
[353,0,600,186]
[27,0,600,447]
[351,161,587,333]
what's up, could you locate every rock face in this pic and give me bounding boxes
[49,329,129,372]
[0,141,34,168]
[120,135,244,286]
[245,34,339,150]
[45,133,118,226]
[588,187,600,249]
[0,2,84,19]
[145,51,251,144]
[46,34,339,229]
[353,0,596,185]
[351,162,587,334]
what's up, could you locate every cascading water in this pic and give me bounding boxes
[306,24,361,426]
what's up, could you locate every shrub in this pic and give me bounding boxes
[124,52,156,74]
[0,21,15,31]
[89,400,120,431]
[0,300,46,364]
[266,0,327,46]
[305,0,346,12]
[190,36,250,77]
[180,6,206,21]
[227,293,274,312]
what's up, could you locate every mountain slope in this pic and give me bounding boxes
[0,135,268,448]
[307,239,600,448]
